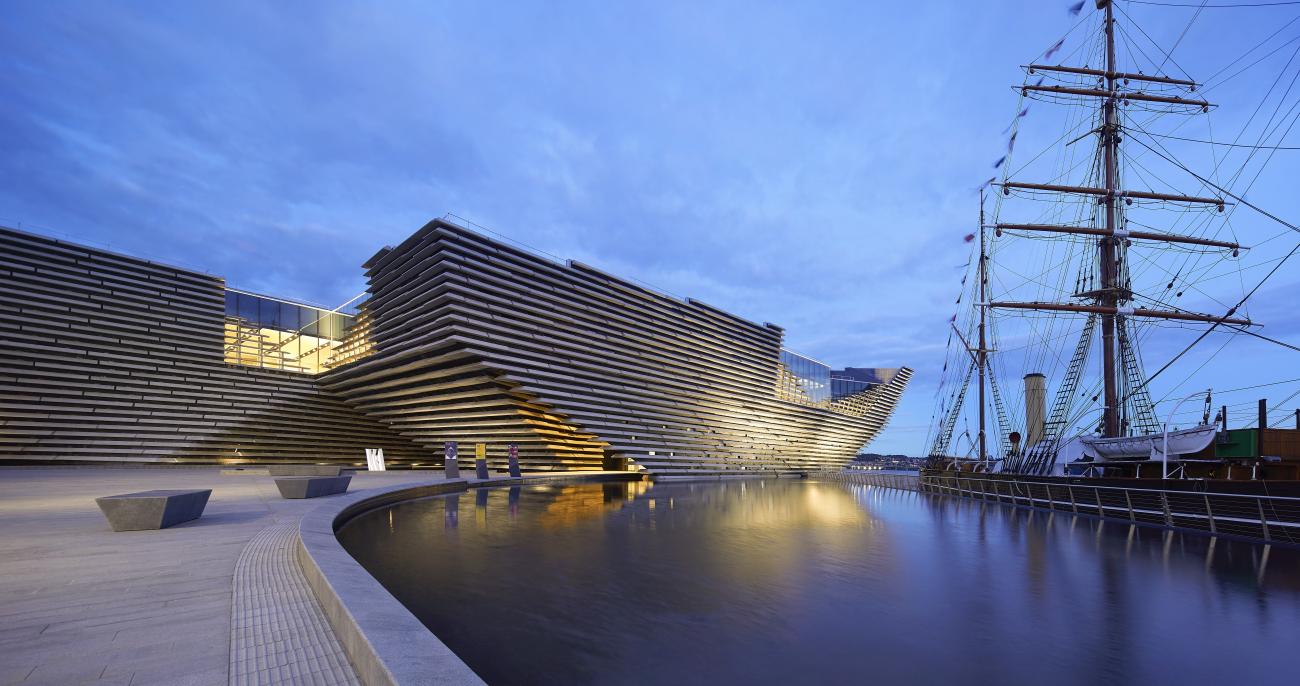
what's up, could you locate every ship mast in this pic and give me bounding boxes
[1100,0,1119,437]
[990,0,1251,442]
[978,190,988,467]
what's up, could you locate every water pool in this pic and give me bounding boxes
[338,479,1300,686]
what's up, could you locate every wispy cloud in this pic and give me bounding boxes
[2,1,1298,453]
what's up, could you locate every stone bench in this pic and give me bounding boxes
[267,465,355,477]
[95,489,212,531]
[275,475,352,499]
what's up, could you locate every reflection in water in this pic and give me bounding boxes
[535,481,652,528]
[338,480,1300,686]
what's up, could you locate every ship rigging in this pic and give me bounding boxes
[928,0,1300,478]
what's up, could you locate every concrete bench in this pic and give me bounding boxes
[275,475,352,499]
[95,489,212,531]
[267,465,354,477]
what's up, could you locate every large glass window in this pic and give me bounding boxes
[236,291,259,322]
[831,376,875,399]
[261,299,281,329]
[222,289,357,374]
[319,312,346,340]
[300,308,320,337]
[778,349,831,405]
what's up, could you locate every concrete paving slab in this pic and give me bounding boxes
[0,467,435,685]
[0,466,637,685]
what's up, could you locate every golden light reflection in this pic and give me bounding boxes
[802,483,873,525]
[536,480,651,528]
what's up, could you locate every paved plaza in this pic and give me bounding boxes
[0,467,439,686]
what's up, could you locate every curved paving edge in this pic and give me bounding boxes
[232,522,359,685]
[297,473,640,686]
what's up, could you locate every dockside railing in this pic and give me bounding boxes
[817,471,920,492]
[920,473,1300,546]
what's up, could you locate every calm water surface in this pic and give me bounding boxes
[338,479,1300,686]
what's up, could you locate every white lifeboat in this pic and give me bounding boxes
[1080,424,1217,461]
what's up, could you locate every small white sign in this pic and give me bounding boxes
[365,448,387,472]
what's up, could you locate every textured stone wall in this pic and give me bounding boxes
[0,221,909,473]
[319,220,910,475]
[0,227,425,464]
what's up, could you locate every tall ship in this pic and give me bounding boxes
[922,0,1300,543]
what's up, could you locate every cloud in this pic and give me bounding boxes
[2,1,1297,454]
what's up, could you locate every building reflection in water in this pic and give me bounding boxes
[532,480,653,528]
[443,493,459,529]
[339,479,1300,686]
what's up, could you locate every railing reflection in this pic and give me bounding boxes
[919,473,1300,547]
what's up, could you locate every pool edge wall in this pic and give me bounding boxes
[297,472,642,686]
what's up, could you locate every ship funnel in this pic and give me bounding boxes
[1024,373,1047,448]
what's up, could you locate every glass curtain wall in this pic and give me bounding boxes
[830,376,876,399]
[223,289,354,373]
[778,349,831,405]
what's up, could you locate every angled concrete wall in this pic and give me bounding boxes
[0,227,426,464]
[1,221,909,474]
[319,220,911,475]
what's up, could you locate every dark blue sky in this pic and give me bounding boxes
[4,1,1300,454]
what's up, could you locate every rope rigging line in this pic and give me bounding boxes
[1127,127,1300,235]
[1200,23,1300,92]
[1119,234,1300,403]
[1122,67,1300,322]
[1126,0,1300,7]
[1156,1,1208,73]
[1265,385,1300,425]
[1143,132,1300,148]
[954,1,1300,456]
[1113,3,1197,81]
[1121,81,1300,324]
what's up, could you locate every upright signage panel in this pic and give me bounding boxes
[507,443,522,477]
[444,441,459,479]
[474,442,489,479]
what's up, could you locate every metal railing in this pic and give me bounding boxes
[920,474,1300,546]
[817,471,920,492]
